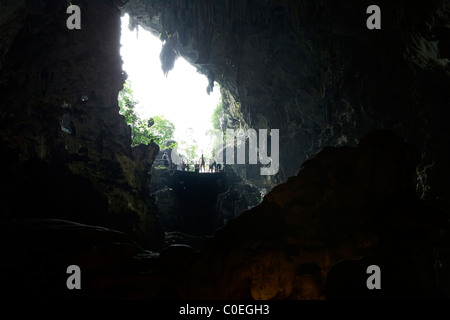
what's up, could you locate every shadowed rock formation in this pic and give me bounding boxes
[123,0,450,208]
[176,130,447,299]
[0,0,449,300]
[0,0,164,249]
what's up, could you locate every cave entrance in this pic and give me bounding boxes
[119,13,234,248]
[119,13,222,164]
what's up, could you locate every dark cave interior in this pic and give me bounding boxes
[1,0,450,301]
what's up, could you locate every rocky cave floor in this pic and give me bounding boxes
[1,131,450,300]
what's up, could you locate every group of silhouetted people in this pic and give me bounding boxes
[160,152,224,174]
[208,160,223,173]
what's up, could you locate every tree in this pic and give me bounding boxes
[211,101,225,131]
[147,115,175,148]
[118,80,139,129]
[118,80,175,148]
[175,128,199,167]
[208,101,226,159]
[206,128,223,159]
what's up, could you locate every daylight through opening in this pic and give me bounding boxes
[119,14,222,172]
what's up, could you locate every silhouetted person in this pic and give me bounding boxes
[194,163,200,173]
[201,154,205,172]
[162,151,169,168]
[209,160,217,173]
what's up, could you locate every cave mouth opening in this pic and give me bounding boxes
[119,13,233,249]
[119,13,222,166]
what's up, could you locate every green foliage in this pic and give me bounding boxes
[147,115,175,148]
[208,100,227,159]
[206,128,222,159]
[118,80,139,128]
[184,144,198,163]
[165,140,178,150]
[176,128,199,166]
[211,101,225,131]
[118,80,175,148]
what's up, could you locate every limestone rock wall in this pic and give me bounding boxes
[0,0,163,249]
[178,131,448,299]
[122,0,450,212]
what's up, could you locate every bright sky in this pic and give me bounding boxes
[119,14,221,155]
